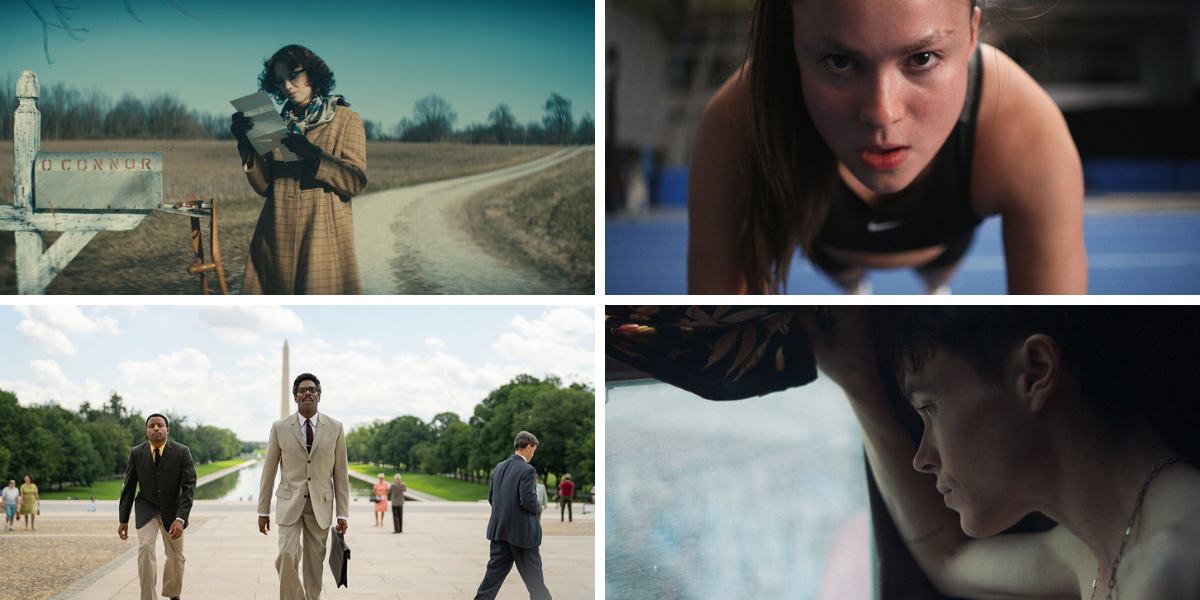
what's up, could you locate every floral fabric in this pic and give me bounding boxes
[605,306,818,400]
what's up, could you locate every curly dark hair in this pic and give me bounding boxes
[258,45,336,105]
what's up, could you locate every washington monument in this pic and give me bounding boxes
[281,339,289,419]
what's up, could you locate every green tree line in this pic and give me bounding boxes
[0,389,245,490]
[0,78,594,146]
[347,374,595,490]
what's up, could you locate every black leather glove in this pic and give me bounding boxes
[230,112,253,144]
[281,132,320,160]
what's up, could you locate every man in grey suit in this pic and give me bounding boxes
[388,474,406,533]
[474,431,551,600]
[258,373,350,600]
[118,413,197,600]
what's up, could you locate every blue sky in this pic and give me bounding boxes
[0,305,596,441]
[2,0,595,130]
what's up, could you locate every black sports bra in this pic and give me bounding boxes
[814,46,984,253]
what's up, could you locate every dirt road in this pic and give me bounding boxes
[353,146,590,294]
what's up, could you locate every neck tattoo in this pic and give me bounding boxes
[1090,456,1182,600]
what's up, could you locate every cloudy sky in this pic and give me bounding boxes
[0,304,596,441]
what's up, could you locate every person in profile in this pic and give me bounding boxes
[258,373,350,600]
[230,44,368,294]
[797,307,1200,599]
[474,431,551,600]
[118,414,197,600]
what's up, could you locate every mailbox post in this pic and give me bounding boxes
[1,70,160,294]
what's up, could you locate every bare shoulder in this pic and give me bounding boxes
[970,43,1083,218]
[687,64,756,294]
[692,63,753,183]
[1131,522,1200,599]
[1124,467,1200,598]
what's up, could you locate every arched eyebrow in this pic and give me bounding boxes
[816,29,956,59]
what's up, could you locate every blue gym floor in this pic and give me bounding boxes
[606,209,1200,294]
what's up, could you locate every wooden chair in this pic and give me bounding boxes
[156,196,227,294]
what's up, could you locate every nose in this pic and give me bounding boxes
[859,70,904,129]
[913,429,940,474]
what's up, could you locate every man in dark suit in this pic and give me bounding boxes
[474,431,551,600]
[118,413,197,600]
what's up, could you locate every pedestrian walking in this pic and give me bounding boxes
[536,476,548,518]
[557,474,573,523]
[373,473,389,526]
[473,431,552,600]
[2,480,19,531]
[18,475,38,530]
[388,474,406,533]
[118,414,197,600]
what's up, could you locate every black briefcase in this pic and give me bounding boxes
[328,529,350,588]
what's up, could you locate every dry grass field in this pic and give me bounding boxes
[0,140,561,293]
[465,149,595,293]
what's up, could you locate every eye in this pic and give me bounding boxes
[822,55,856,72]
[916,404,934,415]
[909,52,940,70]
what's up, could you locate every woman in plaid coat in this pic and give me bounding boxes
[231,44,368,294]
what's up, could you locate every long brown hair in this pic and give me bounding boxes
[743,0,836,294]
[740,0,984,294]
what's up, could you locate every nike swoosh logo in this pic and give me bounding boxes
[867,221,903,232]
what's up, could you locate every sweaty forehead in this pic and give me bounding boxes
[792,0,967,55]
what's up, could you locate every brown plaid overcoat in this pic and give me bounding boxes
[240,102,367,294]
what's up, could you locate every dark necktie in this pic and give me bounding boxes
[154,447,161,468]
[305,419,313,453]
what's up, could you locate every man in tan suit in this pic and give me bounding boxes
[258,373,350,600]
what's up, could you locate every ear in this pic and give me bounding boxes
[969,6,981,54]
[1016,334,1060,413]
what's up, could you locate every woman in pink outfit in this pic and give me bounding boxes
[373,474,389,526]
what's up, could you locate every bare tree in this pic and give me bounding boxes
[543,93,574,145]
[488,103,517,144]
[25,0,200,64]
[407,95,457,142]
[575,111,594,144]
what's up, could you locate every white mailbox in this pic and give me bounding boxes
[2,70,163,294]
[34,152,163,211]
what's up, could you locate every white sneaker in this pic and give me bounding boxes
[927,284,952,295]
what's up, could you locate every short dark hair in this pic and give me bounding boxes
[514,431,539,450]
[259,44,336,105]
[891,307,1190,431]
[146,413,169,428]
[293,373,321,394]
[894,307,1071,385]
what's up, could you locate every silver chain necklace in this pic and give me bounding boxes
[1089,456,1181,600]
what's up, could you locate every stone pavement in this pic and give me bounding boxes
[44,499,595,600]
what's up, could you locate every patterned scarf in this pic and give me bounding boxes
[281,94,348,135]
